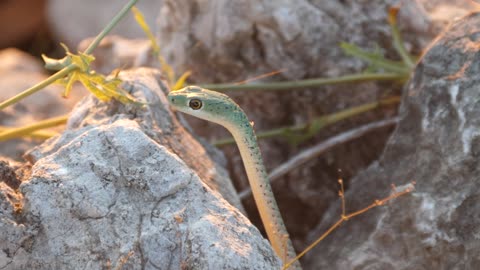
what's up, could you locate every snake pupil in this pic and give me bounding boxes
[189,99,202,110]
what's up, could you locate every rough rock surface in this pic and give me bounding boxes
[26,68,244,215]
[157,0,474,82]
[0,68,280,269]
[0,48,85,160]
[156,0,473,242]
[303,13,480,270]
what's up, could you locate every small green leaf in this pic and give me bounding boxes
[43,43,74,71]
[78,72,145,105]
[77,73,111,101]
[340,42,408,74]
[42,54,71,71]
[63,72,78,98]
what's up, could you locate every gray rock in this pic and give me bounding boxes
[154,0,435,246]
[155,0,478,253]
[25,68,243,213]
[303,12,480,270]
[157,0,438,82]
[0,181,32,270]
[1,68,280,269]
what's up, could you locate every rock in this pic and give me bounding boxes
[0,160,22,189]
[46,1,162,49]
[154,0,480,247]
[157,0,438,82]
[40,3,478,267]
[154,0,438,243]
[0,181,31,270]
[1,68,279,269]
[25,68,243,213]
[0,48,86,160]
[303,12,480,269]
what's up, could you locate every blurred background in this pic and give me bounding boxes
[0,0,161,58]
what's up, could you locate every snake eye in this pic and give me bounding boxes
[189,99,202,110]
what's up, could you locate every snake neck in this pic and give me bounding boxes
[226,119,269,187]
[223,111,301,269]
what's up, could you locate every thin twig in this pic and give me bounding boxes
[200,72,405,92]
[0,115,68,142]
[234,69,286,85]
[388,7,415,68]
[239,117,399,200]
[0,127,58,140]
[282,180,415,269]
[339,178,346,218]
[340,42,409,74]
[214,97,400,146]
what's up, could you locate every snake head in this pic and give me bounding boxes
[167,86,245,128]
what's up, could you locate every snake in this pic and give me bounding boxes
[168,86,302,269]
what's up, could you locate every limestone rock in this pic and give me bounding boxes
[154,0,434,243]
[0,181,31,270]
[157,0,440,82]
[303,12,480,270]
[155,0,479,247]
[25,68,243,214]
[0,68,279,269]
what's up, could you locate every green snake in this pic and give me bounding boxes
[168,86,301,269]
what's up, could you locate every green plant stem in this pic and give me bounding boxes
[0,66,76,110]
[84,0,139,54]
[389,10,415,68]
[213,96,400,146]
[0,115,68,142]
[200,72,405,92]
[0,127,58,140]
[340,43,409,74]
[391,26,414,68]
[0,0,138,111]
